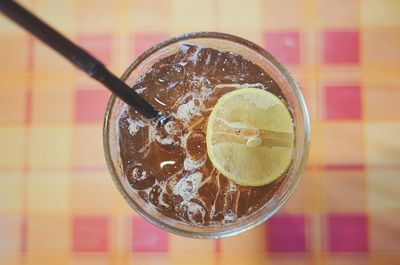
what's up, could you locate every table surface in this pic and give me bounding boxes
[0,0,399,264]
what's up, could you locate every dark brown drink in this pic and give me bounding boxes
[117,43,289,226]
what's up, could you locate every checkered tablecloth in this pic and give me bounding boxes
[0,0,399,264]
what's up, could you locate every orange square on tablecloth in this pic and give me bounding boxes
[31,89,73,125]
[303,35,321,68]
[368,254,400,265]
[132,0,170,32]
[0,89,27,125]
[24,254,70,265]
[0,216,23,252]
[0,36,29,74]
[109,216,131,253]
[72,125,104,169]
[220,225,265,253]
[72,254,110,265]
[32,75,75,91]
[0,255,22,265]
[0,127,25,169]
[320,122,364,166]
[110,184,138,215]
[169,235,214,253]
[369,213,400,252]
[28,126,71,170]
[217,0,261,34]
[363,81,400,121]
[307,119,322,167]
[34,0,75,34]
[318,0,359,28]
[33,42,74,74]
[365,123,400,167]
[297,81,316,120]
[219,254,266,265]
[325,255,368,265]
[362,28,400,67]
[303,169,324,213]
[361,0,400,26]
[367,169,400,210]
[26,216,70,252]
[169,254,216,265]
[171,0,214,33]
[280,173,307,213]
[27,171,70,215]
[76,1,114,34]
[269,255,311,265]
[264,0,301,29]
[71,171,112,214]
[131,254,169,265]
[321,169,366,212]
[0,171,23,214]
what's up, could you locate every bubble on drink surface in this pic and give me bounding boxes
[157,137,174,146]
[175,99,201,123]
[173,80,213,124]
[149,183,174,211]
[126,164,155,190]
[148,120,179,147]
[164,120,178,135]
[173,171,203,201]
[135,87,147,94]
[183,157,206,171]
[127,118,146,135]
[223,210,236,222]
[187,201,206,223]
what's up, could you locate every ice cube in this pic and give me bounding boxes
[172,171,203,201]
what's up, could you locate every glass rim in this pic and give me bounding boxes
[103,31,311,239]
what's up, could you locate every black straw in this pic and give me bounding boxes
[0,0,159,119]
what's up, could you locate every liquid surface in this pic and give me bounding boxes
[117,44,289,226]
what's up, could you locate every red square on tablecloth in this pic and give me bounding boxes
[327,213,368,252]
[78,35,112,66]
[73,216,109,252]
[266,214,306,252]
[75,89,110,123]
[324,85,361,120]
[132,217,168,252]
[132,33,169,57]
[264,31,300,65]
[322,30,359,64]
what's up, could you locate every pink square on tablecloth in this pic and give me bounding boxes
[266,214,306,252]
[325,85,361,120]
[73,216,109,252]
[264,31,300,65]
[78,35,112,65]
[132,33,169,57]
[75,89,111,123]
[322,30,359,64]
[132,217,168,252]
[327,213,368,252]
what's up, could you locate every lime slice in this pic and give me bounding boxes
[206,88,294,186]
